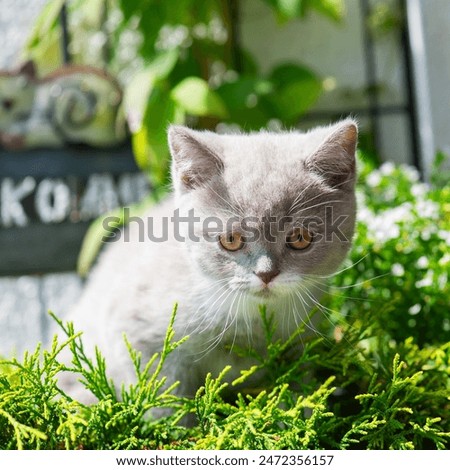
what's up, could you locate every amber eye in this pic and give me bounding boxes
[286,227,312,250]
[219,232,244,251]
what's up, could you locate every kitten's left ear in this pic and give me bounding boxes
[168,125,224,194]
[304,120,358,190]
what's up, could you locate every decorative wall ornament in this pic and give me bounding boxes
[0,60,127,149]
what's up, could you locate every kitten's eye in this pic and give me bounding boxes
[219,232,244,251]
[286,227,312,250]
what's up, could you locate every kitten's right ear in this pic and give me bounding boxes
[168,125,223,193]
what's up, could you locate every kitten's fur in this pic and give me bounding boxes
[60,120,358,402]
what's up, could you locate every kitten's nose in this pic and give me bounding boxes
[255,269,280,286]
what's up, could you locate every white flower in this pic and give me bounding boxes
[245,93,258,108]
[192,23,208,39]
[439,254,450,266]
[416,256,429,269]
[415,270,434,288]
[415,200,439,219]
[373,217,400,242]
[391,263,405,276]
[389,203,414,223]
[155,25,190,51]
[362,208,403,242]
[267,119,283,132]
[411,183,428,199]
[438,273,448,290]
[443,319,450,332]
[420,227,433,241]
[215,123,241,134]
[438,230,450,244]
[400,164,420,182]
[408,304,421,315]
[356,189,367,207]
[208,17,228,44]
[379,162,395,176]
[367,171,382,187]
[357,206,373,224]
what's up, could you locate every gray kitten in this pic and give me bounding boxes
[60,119,357,402]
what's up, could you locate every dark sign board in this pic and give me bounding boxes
[0,145,149,275]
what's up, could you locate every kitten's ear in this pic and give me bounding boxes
[18,60,36,79]
[168,125,223,193]
[304,120,358,190]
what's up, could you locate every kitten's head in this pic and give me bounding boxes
[168,120,357,300]
[0,61,36,131]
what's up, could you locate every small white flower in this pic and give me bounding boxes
[416,256,429,269]
[364,211,401,242]
[420,228,432,241]
[416,200,439,219]
[223,70,239,83]
[408,304,421,315]
[438,273,448,290]
[415,270,434,288]
[155,25,190,51]
[357,206,373,223]
[400,164,420,182]
[411,183,428,198]
[356,189,367,207]
[439,253,450,266]
[391,263,405,276]
[209,17,228,44]
[438,230,450,245]
[379,162,395,176]
[245,93,258,108]
[366,171,381,187]
[215,123,241,134]
[443,319,450,332]
[267,119,283,132]
[192,23,208,39]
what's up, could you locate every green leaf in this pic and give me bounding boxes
[123,50,179,131]
[171,77,228,118]
[276,0,305,20]
[22,0,65,72]
[269,63,322,121]
[133,82,185,186]
[307,0,345,22]
[216,77,273,128]
[25,0,65,49]
[216,77,273,111]
[263,0,345,22]
[261,0,305,22]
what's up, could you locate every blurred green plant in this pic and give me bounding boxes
[326,152,450,347]
[25,0,346,188]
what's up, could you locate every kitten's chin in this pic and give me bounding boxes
[249,287,274,299]
[248,284,287,300]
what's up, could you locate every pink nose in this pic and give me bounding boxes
[255,270,280,285]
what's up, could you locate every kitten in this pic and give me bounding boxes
[60,119,357,403]
[0,60,126,149]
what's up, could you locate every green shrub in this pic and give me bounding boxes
[1,156,449,450]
